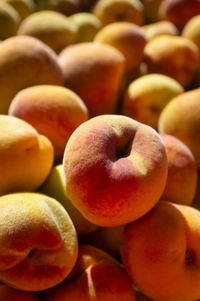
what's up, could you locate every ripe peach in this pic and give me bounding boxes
[92,0,144,26]
[18,11,77,53]
[182,15,200,52]
[160,134,198,205]
[2,0,35,20]
[158,88,200,167]
[8,85,88,161]
[159,0,200,29]
[0,115,54,195]
[0,2,20,39]
[46,245,136,301]
[144,35,199,87]
[142,21,178,42]
[141,0,162,23]
[0,192,78,291]
[58,43,125,117]
[40,164,98,237]
[0,284,39,301]
[121,201,200,301]
[63,114,168,227]
[94,22,146,76]
[122,73,184,129]
[0,35,63,114]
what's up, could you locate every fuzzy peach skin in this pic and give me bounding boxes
[94,22,146,77]
[158,88,200,167]
[0,284,39,301]
[159,0,200,29]
[0,115,54,195]
[182,15,200,52]
[0,2,20,40]
[46,245,136,301]
[92,0,144,26]
[0,192,78,292]
[122,73,184,130]
[2,0,36,20]
[121,201,200,301]
[8,85,88,162]
[160,134,198,205]
[40,164,98,237]
[63,114,168,227]
[18,11,77,53]
[142,21,178,42]
[143,35,199,88]
[58,43,125,117]
[0,35,63,114]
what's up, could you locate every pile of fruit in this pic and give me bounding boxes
[1,0,200,300]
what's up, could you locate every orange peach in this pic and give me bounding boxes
[2,0,35,20]
[0,115,54,195]
[160,134,198,205]
[63,114,168,227]
[0,2,20,39]
[18,11,77,53]
[8,85,88,161]
[0,284,39,301]
[46,245,136,301]
[182,15,200,52]
[142,21,178,42]
[158,88,200,167]
[40,164,98,237]
[122,73,184,129]
[121,201,200,301]
[143,35,199,87]
[0,35,63,114]
[92,0,144,26]
[0,192,78,291]
[58,43,125,117]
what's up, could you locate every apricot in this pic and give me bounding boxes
[160,134,198,205]
[36,0,81,15]
[0,36,63,114]
[0,115,54,195]
[9,85,88,161]
[142,21,178,41]
[40,164,98,237]
[2,0,35,20]
[58,43,125,117]
[158,88,200,167]
[63,114,168,226]
[0,2,20,39]
[0,192,78,291]
[122,73,184,129]
[144,35,199,87]
[0,284,39,301]
[141,0,162,23]
[121,201,200,301]
[182,15,200,52]
[46,245,136,301]
[18,11,77,53]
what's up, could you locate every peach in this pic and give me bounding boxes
[40,164,98,237]
[0,192,78,291]
[58,43,125,117]
[46,245,136,301]
[160,134,198,205]
[69,12,102,43]
[121,201,200,301]
[182,15,200,52]
[159,0,200,29]
[63,114,168,227]
[0,284,39,301]
[158,88,200,167]
[142,21,178,42]
[0,115,54,195]
[0,2,20,39]
[94,22,146,76]
[2,0,35,20]
[0,35,63,114]
[36,0,81,15]
[143,35,199,87]
[141,0,163,23]
[18,11,77,53]
[92,0,144,26]
[135,291,154,301]
[8,85,88,161]
[122,73,184,130]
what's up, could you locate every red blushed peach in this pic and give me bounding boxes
[143,35,199,88]
[46,245,136,301]
[58,43,125,117]
[63,114,168,227]
[160,134,198,205]
[121,201,200,301]
[9,85,88,162]
[0,284,39,301]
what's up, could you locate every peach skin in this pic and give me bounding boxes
[142,21,178,42]
[121,201,200,301]
[8,85,88,162]
[2,0,36,20]
[160,134,198,205]
[0,284,39,301]
[63,114,168,227]
[0,192,78,292]
[46,244,136,301]
[0,2,20,39]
